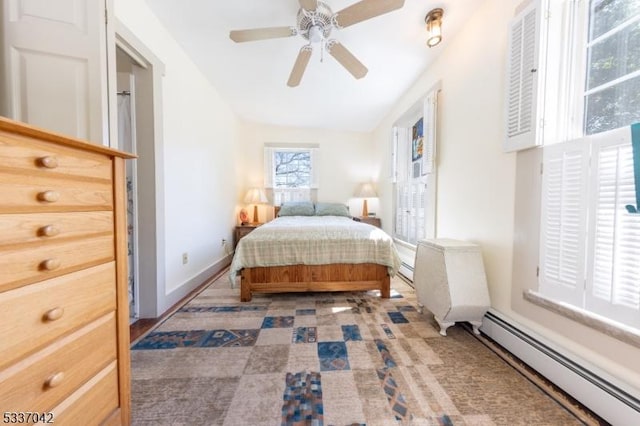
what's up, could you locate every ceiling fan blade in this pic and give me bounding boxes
[326,41,368,79]
[229,27,296,43]
[288,46,313,87]
[334,0,405,28]
[299,0,318,11]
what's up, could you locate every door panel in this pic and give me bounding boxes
[1,0,110,145]
[8,0,87,30]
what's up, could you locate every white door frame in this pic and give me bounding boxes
[114,19,167,319]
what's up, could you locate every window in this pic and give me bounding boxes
[529,0,640,330]
[392,90,437,246]
[264,144,319,205]
[274,151,311,188]
[584,0,640,135]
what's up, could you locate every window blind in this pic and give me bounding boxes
[540,127,640,330]
[539,139,589,306]
[586,138,640,327]
[504,0,543,152]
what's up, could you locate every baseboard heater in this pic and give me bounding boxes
[481,311,640,424]
[398,261,414,281]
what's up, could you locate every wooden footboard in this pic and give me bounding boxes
[240,263,391,302]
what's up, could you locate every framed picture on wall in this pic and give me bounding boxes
[412,117,424,162]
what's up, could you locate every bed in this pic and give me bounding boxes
[230,209,401,302]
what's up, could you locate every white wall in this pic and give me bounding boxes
[371,0,640,395]
[372,0,516,310]
[240,122,379,221]
[114,0,242,311]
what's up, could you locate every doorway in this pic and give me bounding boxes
[116,49,140,320]
[113,30,165,320]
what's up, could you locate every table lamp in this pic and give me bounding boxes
[244,188,268,223]
[354,183,377,217]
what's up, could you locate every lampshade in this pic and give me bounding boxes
[354,183,377,217]
[244,188,268,224]
[354,183,377,198]
[425,8,444,48]
[244,188,268,204]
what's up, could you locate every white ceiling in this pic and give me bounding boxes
[144,0,484,132]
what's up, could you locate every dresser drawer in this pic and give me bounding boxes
[52,361,120,426]
[0,262,116,370]
[0,234,114,292]
[0,130,112,180]
[0,313,117,413]
[0,171,113,213]
[0,211,113,246]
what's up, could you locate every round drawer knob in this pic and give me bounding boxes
[37,190,60,203]
[45,372,65,388]
[43,307,64,322]
[39,225,60,238]
[38,156,59,169]
[41,259,61,271]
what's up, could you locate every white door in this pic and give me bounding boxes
[0,0,113,145]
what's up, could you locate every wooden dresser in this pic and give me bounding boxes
[0,117,135,425]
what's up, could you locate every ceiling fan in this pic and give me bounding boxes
[229,0,405,87]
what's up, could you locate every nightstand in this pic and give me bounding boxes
[359,216,381,228]
[234,223,261,248]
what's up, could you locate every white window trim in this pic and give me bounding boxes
[518,0,640,332]
[264,143,319,190]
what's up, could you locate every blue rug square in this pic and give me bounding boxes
[262,316,295,328]
[317,341,350,371]
[200,329,259,347]
[293,327,317,343]
[296,309,316,315]
[132,330,208,350]
[387,311,409,324]
[341,325,362,341]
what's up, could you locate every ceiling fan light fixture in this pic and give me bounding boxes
[425,8,443,48]
[308,25,324,43]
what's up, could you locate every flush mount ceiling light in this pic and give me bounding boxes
[425,8,444,48]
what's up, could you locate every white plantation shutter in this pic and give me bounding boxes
[391,126,398,182]
[310,147,319,188]
[539,139,590,306]
[394,127,411,242]
[586,138,640,328]
[407,183,417,244]
[395,127,410,183]
[414,182,427,242]
[264,146,275,188]
[504,0,543,153]
[395,183,409,240]
[395,182,427,245]
[422,91,437,174]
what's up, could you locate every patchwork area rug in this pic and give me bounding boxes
[130,272,583,425]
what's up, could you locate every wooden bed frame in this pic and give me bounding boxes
[238,206,391,302]
[240,263,391,302]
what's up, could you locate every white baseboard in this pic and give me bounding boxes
[481,310,640,425]
[162,254,232,314]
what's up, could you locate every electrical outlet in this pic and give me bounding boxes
[182,252,188,264]
[221,238,227,246]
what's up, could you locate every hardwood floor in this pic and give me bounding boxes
[129,266,230,342]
